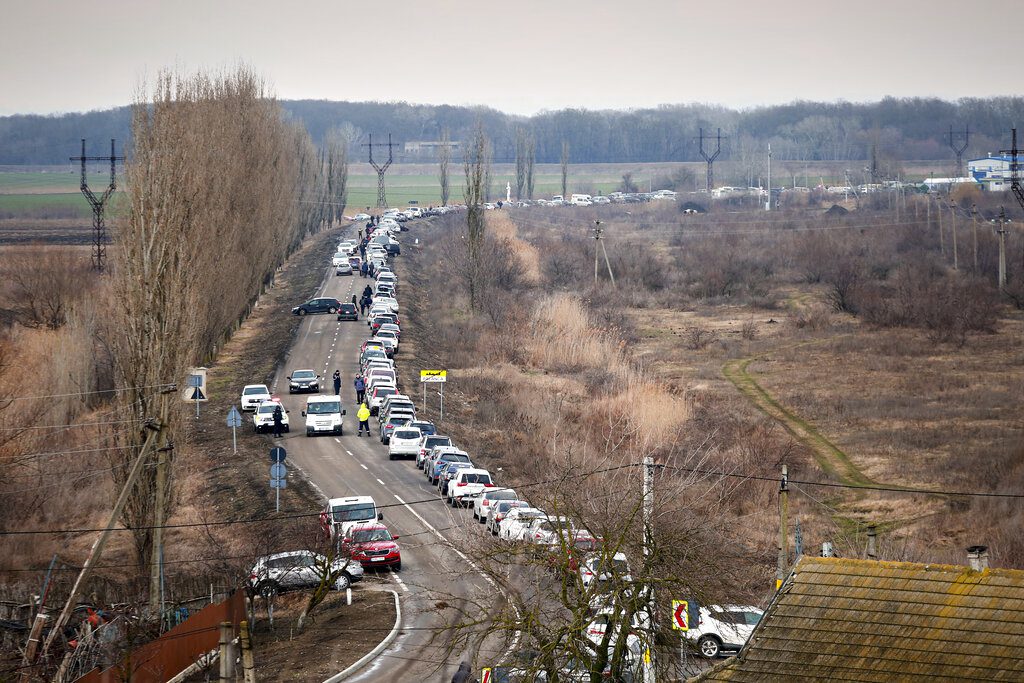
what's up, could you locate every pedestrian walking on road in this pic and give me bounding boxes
[354,375,366,404]
[359,297,368,316]
[351,294,357,306]
[360,261,368,278]
[368,262,376,278]
[356,403,371,436]
[332,370,342,396]
[362,285,373,299]
[272,404,285,438]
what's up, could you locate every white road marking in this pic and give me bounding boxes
[360,463,368,470]
[392,572,410,593]
[334,438,341,443]
[376,478,385,486]
[345,450,353,455]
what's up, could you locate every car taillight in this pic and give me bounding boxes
[535,532,542,538]
[456,482,467,487]
[484,483,495,488]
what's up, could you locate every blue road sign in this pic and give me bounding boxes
[269,447,287,463]
[270,478,287,489]
[226,406,242,428]
[270,462,287,479]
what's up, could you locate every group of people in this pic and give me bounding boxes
[358,284,374,315]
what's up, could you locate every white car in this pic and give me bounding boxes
[685,605,763,658]
[374,296,399,313]
[353,213,371,222]
[473,487,519,522]
[387,427,422,461]
[485,500,529,535]
[253,399,288,433]
[248,550,363,597]
[302,395,346,436]
[580,552,632,589]
[240,384,272,411]
[447,468,494,507]
[374,329,399,347]
[498,507,546,542]
[332,251,349,267]
[525,515,575,546]
[416,434,453,469]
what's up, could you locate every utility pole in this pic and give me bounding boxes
[971,204,979,272]
[776,464,789,590]
[42,415,167,657]
[592,221,615,286]
[363,134,396,209]
[149,387,175,617]
[696,128,723,192]
[70,139,123,273]
[641,455,656,683]
[948,125,969,178]
[997,207,1008,291]
[766,143,772,211]
[937,195,945,257]
[999,128,1024,212]
[950,199,959,271]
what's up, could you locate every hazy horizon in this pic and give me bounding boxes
[2,1,1020,118]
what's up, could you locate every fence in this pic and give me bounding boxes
[75,590,245,683]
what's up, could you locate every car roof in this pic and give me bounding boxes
[306,395,339,403]
[292,368,316,373]
[457,468,491,476]
[327,495,375,505]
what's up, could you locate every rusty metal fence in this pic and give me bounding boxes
[75,590,245,683]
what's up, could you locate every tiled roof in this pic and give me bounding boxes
[691,556,1024,682]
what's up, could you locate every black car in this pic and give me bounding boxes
[291,297,342,316]
[336,303,358,321]
[287,369,320,394]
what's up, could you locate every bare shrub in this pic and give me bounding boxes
[791,305,833,331]
[0,245,93,329]
[741,319,758,340]
[825,260,863,313]
[685,325,718,350]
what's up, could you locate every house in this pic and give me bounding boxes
[968,155,1018,192]
[690,549,1024,682]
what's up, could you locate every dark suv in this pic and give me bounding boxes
[291,297,342,316]
[336,303,358,321]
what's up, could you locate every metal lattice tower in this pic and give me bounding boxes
[1000,128,1024,212]
[948,126,970,178]
[363,133,396,208]
[697,128,723,192]
[70,138,123,272]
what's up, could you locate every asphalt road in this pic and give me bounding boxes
[266,225,506,682]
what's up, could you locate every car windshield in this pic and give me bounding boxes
[351,528,392,543]
[376,388,396,397]
[331,504,376,522]
[307,401,340,414]
[541,520,573,531]
[334,252,346,259]
[462,473,492,485]
[495,502,517,513]
[293,371,315,380]
[425,436,451,448]
[487,490,516,500]
[394,430,420,439]
[340,304,356,311]
[243,386,268,395]
[387,417,411,426]
[257,404,279,415]
[442,453,470,463]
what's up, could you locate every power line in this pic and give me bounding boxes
[3,383,176,403]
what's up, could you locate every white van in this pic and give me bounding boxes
[302,395,346,436]
[320,495,383,541]
[570,194,593,206]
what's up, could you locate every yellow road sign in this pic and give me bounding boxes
[672,600,689,631]
[419,369,447,383]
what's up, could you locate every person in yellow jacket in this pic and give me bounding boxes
[356,403,371,436]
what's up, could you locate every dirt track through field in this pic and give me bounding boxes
[722,338,875,487]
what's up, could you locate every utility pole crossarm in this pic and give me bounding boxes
[70,138,124,273]
[362,133,397,208]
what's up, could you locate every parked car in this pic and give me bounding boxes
[252,398,288,433]
[369,385,398,415]
[291,297,342,316]
[320,495,383,541]
[344,523,402,571]
[388,428,422,461]
[287,369,320,394]
[437,461,475,497]
[302,395,346,436]
[248,550,363,597]
[684,605,763,658]
[498,507,547,542]
[409,420,436,437]
[416,434,452,469]
[447,468,495,507]
[428,449,472,485]
[579,552,632,589]
[486,500,529,535]
[332,251,349,267]
[240,384,271,411]
[379,415,412,444]
[335,262,353,276]
[473,487,519,522]
[526,515,575,546]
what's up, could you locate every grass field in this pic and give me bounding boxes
[0,192,93,218]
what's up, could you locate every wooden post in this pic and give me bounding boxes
[219,621,234,682]
[239,620,257,683]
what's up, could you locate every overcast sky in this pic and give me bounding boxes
[2,1,1019,117]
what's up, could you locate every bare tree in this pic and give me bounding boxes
[324,127,350,225]
[1,246,92,329]
[463,123,490,310]
[560,141,570,198]
[515,128,529,201]
[438,127,452,207]
[526,134,537,200]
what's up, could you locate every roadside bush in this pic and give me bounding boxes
[0,245,93,329]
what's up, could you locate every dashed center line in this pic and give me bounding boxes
[376,478,385,486]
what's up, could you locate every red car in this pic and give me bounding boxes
[344,523,402,570]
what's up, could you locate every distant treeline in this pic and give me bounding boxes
[1,97,1021,166]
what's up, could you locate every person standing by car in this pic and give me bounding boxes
[354,375,366,404]
[272,404,285,438]
[333,370,342,397]
[368,262,376,278]
[359,297,368,316]
[356,402,371,436]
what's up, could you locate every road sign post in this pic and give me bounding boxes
[183,367,209,419]
[419,370,447,421]
[226,406,242,454]
[269,448,287,512]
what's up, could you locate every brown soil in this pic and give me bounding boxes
[251,589,397,682]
